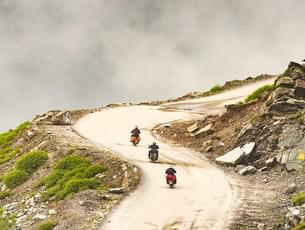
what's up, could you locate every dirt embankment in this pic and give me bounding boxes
[0,109,140,230]
[156,62,305,229]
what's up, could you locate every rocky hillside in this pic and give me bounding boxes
[156,61,305,229]
[0,109,139,230]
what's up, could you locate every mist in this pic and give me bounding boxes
[1,0,305,131]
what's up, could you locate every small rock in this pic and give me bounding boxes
[48,209,57,215]
[1,184,7,191]
[235,165,246,173]
[238,166,257,176]
[285,183,297,194]
[33,214,47,221]
[133,167,138,173]
[78,201,84,206]
[266,157,276,167]
[109,187,125,194]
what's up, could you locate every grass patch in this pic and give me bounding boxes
[0,208,15,230]
[0,148,20,165]
[0,191,11,200]
[0,121,30,147]
[208,85,223,94]
[38,220,58,230]
[294,223,305,230]
[39,155,107,200]
[2,150,48,189]
[244,84,274,103]
[2,169,29,189]
[16,150,48,174]
[292,191,305,206]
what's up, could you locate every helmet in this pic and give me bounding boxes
[135,125,138,129]
[153,142,156,145]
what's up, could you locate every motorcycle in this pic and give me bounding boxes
[149,149,159,162]
[166,174,177,188]
[130,135,140,146]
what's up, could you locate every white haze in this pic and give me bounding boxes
[0,0,305,131]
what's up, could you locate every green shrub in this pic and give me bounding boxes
[0,191,11,200]
[39,155,106,200]
[82,165,107,178]
[208,85,223,94]
[245,84,274,103]
[57,178,100,199]
[292,191,305,206]
[0,121,31,146]
[38,220,58,230]
[294,222,305,230]
[3,169,29,189]
[16,151,48,174]
[55,155,90,170]
[0,148,20,165]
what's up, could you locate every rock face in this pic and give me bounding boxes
[267,62,305,116]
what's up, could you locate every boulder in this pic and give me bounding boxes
[215,147,245,166]
[215,142,256,166]
[295,79,305,99]
[275,76,294,88]
[238,166,257,175]
[242,142,256,156]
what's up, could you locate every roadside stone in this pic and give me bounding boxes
[109,187,125,194]
[235,165,246,173]
[187,122,199,133]
[266,157,276,167]
[191,124,213,137]
[285,183,297,194]
[238,166,257,176]
[215,147,245,166]
[216,142,256,166]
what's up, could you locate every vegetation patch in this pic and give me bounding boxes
[0,191,11,200]
[16,150,48,174]
[2,169,30,189]
[292,191,305,206]
[2,150,48,189]
[244,84,274,103]
[0,147,20,165]
[208,85,224,94]
[0,121,30,147]
[0,208,15,230]
[38,220,58,230]
[39,155,107,200]
[294,222,305,230]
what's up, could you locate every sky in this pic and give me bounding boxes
[1,0,305,131]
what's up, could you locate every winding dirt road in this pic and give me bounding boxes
[74,78,275,230]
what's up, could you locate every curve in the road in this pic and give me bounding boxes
[75,106,238,230]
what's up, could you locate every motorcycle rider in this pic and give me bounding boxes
[148,142,159,159]
[131,125,141,138]
[165,167,177,184]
